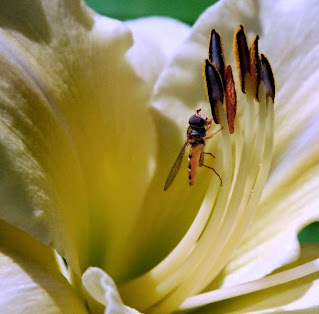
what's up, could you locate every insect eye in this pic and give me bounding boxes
[189,115,205,127]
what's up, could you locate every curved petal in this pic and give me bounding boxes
[125,17,190,88]
[0,219,87,313]
[82,267,140,314]
[0,0,156,278]
[99,18,192,281]
[147,0,319,292]
[189,243,319,313]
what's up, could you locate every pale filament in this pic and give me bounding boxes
[120,27,280,314]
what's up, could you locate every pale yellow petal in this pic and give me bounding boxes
[125,17,190,88]
[0,219,87,313]
[0,0,156,279]
[82,267,140,314]
[100,18,192,281]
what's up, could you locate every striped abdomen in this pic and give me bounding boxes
[188,143,205,185]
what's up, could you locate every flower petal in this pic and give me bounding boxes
[99,18,192,281]
[0,219,87,313]
[0,0,156,278]
[125,17,190,88]
[82,267,140,313]
[188,243,319,313]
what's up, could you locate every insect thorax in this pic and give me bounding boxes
[187,126,206,144]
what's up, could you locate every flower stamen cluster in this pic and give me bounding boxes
[120,26,277,313]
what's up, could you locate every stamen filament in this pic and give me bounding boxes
[121,26,276,314]
[148,74,274,314]
[145,102,234,314]
[197,83,274,293]
[179,258,319,311]
[178,78,258,300]
[193,78,257,293]
[120,129,224,309]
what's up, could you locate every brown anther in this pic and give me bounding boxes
[209,29,225,80]
[204,59,224,124]
[234,25,250,93]
[224,65,237,134]
[261,54,275,102]
[250,35,261,101]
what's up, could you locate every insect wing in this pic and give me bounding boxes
[164,141,187,191]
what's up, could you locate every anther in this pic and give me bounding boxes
[250,35,261,101]
[204,59,224,124]
[224,65,237,134]
[261,54,275,102]
[234,25,250,93]
[208,29,225,80]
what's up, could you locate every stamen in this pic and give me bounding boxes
[233,25,250,93]
[208,29,225,79]
[144,102,233,314]
[261,54,276,102]
[250,35,261,101]
[120,26,276,314]
[179,258,319,311]
[204,59,224,124]
[224,65,237,134]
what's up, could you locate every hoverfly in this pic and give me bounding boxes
[164,109,222,191]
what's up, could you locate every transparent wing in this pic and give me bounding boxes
[164,141,188,191]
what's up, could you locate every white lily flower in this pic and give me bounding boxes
[0,0,318,313]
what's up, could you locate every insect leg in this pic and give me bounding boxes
[200,150,222,186]
[201,164,223,186]
[204,127,223,140]
[203,152,215,158]
[200,151,215,167]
